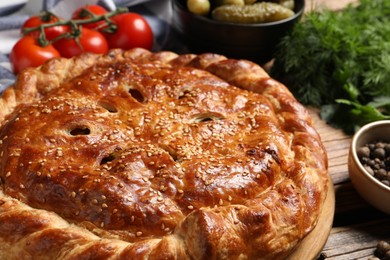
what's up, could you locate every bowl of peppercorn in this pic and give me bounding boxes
[349,120,390,215]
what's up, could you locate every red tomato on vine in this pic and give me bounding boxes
[10,36,61,74]
[72,5,108,30]
[53,27,109,58]
[21,13,67,41]
[104,13,154,50]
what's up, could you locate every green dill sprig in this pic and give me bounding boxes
[270,0,390,134]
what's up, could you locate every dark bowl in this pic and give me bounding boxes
[171,0,305,64]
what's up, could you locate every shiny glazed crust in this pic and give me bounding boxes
[0,48,328,259]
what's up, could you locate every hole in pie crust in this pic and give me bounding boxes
[178,89,191,99]
[69,127,91,136]
[159,145,178,162]
[168,151,178,161]
[100,148,122,165]
[190,113,225,123]
[198,117,213,122]
[100,154,116,165]
[98,101,118,113]
[129,88,145,103]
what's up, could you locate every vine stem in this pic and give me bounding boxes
[22,7,128,46]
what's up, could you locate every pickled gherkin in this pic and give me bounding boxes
[211,2,295,23]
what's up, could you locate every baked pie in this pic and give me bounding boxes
[0,48,328,259]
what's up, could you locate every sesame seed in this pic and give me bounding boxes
[136,231,143,237]
[187,205,194,210]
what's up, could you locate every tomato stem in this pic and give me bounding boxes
[74,26,85,52]
[39,11,59,23]
[37,26,50,47]
[22,7,128,47]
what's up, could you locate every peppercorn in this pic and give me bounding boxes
[375,240,390,260]
[375,169,387,180]
[357,140,390,188]
[385,144,390,154]
[384,250,390,260]
[373,148,386,160]
[357,146,370,159]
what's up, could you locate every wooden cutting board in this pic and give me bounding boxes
[287,175,335,259]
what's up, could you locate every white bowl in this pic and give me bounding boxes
[348,120,390,215]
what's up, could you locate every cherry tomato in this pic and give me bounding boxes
[53,27,108,58]
[105,13,153,50]
[10,36,61,74]
[72,5,108,30]
[21,13,67,41]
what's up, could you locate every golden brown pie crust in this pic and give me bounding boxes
[0,48,328,259]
